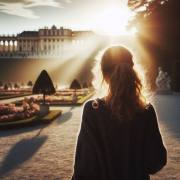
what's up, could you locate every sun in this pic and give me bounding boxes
[94,5,136,36]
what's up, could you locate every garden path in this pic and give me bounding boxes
[0,94,179,180]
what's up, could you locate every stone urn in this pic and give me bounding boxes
[39,104,49,116]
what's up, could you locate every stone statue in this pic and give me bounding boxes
[156,67,171,94]
[72,90,77,103]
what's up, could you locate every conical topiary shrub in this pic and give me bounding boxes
[33,70,56,104]
[70,79,81,89]
[82,82,88,88]
[27,80,33,87]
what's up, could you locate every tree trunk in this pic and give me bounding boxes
[43,93,46,105]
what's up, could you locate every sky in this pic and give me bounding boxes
[0,0,130,35]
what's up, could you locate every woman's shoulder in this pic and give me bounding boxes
[84,98,106,111]
[143,103,158,126]
[135,104,156,121]
[145,103,156,114]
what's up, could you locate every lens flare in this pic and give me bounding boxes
[94,5,135,36]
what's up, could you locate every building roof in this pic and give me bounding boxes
[18,31,38,37]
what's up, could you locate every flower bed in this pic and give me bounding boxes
[0,90,32,100]
[0,110,62,128]
[0,101,39,123]
[14,89,94,106]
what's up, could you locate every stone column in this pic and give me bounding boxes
[36,40,38,56]
[16,40,19,52]
[0,40,1,52]
[7,40,10,52]
[24,40,26,55]
[26,39,28,56]
[3,40,5,52]
[12,40,14,52]
[29,40,31,56]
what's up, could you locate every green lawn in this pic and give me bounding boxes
[76,92,95,105]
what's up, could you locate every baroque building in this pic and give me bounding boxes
[0,25,94,58]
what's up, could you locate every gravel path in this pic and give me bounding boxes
[0,94,179,180]
[151,94,180,180]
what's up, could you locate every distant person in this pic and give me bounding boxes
[72,46,167,180]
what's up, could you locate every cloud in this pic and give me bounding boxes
[0,0,71,19]
[24,0,61,8]
[0,2,38,19]
[64,0,72,3]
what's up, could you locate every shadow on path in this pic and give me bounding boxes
[0,123,50,138]
[0,106,76,138]
[0,131,47,177]
[55,106,75,125]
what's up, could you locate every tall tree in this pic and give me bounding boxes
[128,0,180,90]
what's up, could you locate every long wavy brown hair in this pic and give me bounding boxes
[100,46,146,121]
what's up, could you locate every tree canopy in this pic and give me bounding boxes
[27,81,33,87]
[129,0,180,58]
[70,79,81,89]
[128,0,168,13]
[128,0,180,90]
[33,70,55,95]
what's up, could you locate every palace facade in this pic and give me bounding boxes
[0,25,94,58]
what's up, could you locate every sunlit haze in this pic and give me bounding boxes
[0,0,141,86]
[94,5,135,36]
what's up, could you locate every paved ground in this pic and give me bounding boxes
[151,94,180,180]
[0,94,179,180]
